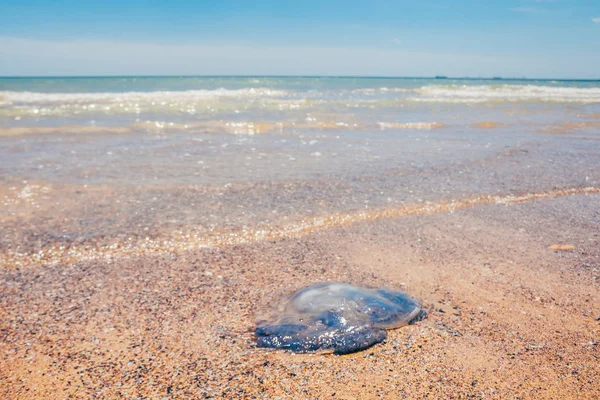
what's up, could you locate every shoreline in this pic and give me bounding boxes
[1,185,598,270]
[1,192,599,398]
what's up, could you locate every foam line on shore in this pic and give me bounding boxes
[1,186,598,269]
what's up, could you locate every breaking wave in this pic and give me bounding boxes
[0,87,289,105]
[414,85,600,103]
[2,84,599,107]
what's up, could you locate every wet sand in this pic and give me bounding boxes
[1,188,599,399]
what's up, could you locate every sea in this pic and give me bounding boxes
[1,76,599,264]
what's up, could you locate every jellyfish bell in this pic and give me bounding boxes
[256,282,426,355]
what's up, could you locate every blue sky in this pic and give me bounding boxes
[0,0,599,78]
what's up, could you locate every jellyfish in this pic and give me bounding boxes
[256,282,426,355]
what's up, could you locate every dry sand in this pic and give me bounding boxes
[1,190,599,399]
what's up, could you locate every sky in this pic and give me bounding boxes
[0,0,599,78]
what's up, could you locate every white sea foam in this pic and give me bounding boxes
[0,88,289,104]
[350,87,412,95]
[1,84,599,120]
[377,122,445,130]
[1,85,599,107]
[413,85,600,103]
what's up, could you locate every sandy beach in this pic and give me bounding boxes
[1,77,600,399]
[1,184,599,398]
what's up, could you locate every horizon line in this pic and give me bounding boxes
[1,74,600,82]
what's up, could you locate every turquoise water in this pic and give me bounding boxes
[1,76,599,186]
[2,76,599,133]
[2,76,600,93]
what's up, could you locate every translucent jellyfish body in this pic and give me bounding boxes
[256,282,426,355]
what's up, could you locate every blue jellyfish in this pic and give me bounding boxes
[256,282,426,355]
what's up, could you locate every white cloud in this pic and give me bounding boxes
[593,17,600,23]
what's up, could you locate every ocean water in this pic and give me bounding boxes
[1,76,599,264]
[3,77,600,133]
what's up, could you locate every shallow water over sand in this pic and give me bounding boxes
[1,77,600,266]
